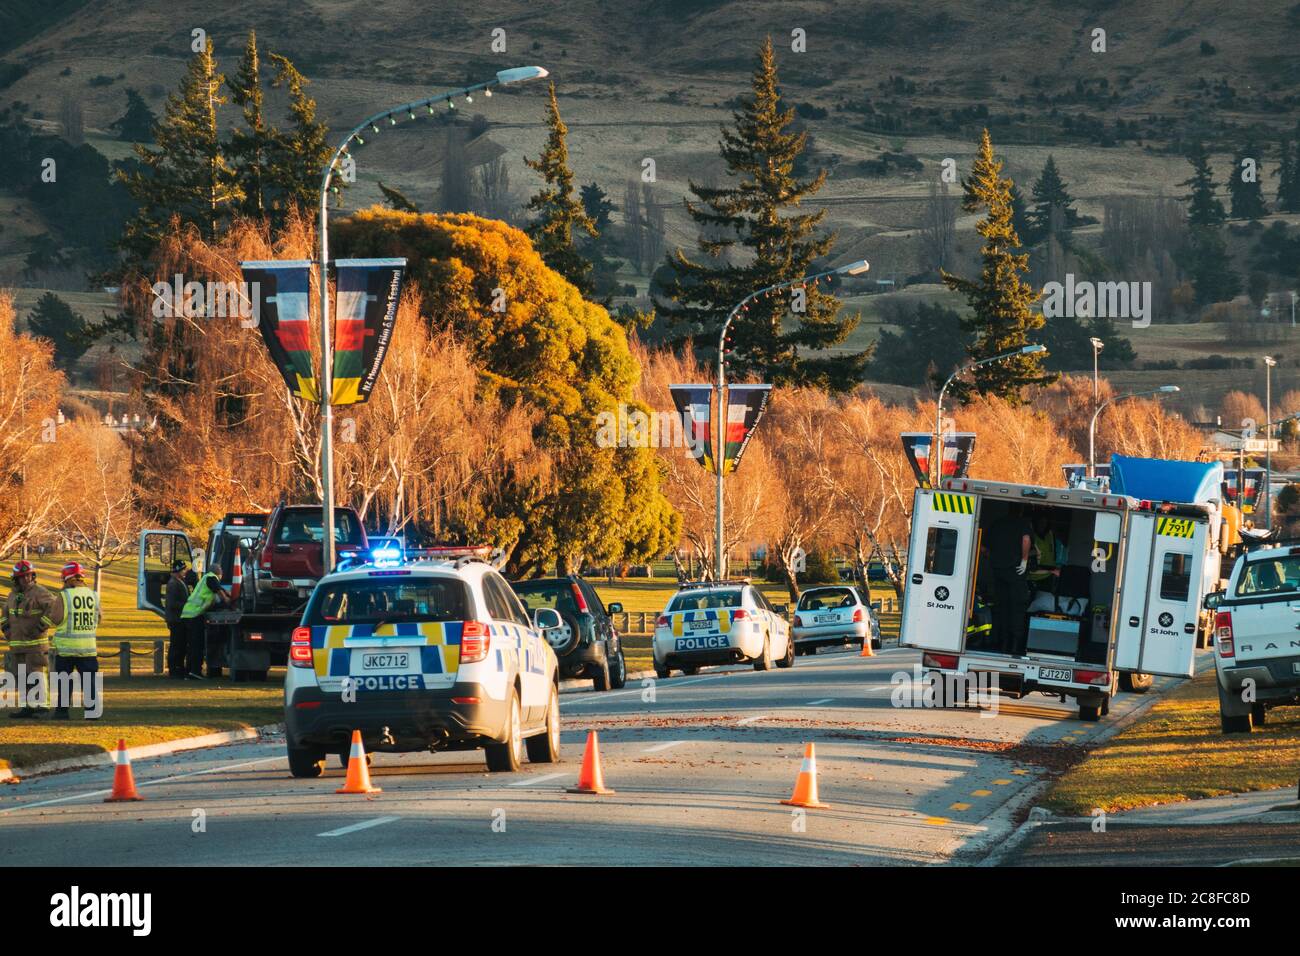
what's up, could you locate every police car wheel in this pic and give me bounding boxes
[287,746,325,779]
[654,664,671,680]
[525,686,561,763]
[753,636,772,671]
[485,692,523,772]
[776,635,794,669]
[680,665,700,676]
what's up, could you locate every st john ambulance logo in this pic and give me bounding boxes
[1158,612,1174,628]
[934,586,950,602]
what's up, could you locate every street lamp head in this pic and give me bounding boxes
[1020,344,1047,355]
[836,259,871,276]
[1158,385,1180,393]
[496,66,549,85]
[1265,355,1277,367]
[1090,337,1104,349]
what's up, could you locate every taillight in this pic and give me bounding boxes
[1075,669,1110,686]
[571,583,589,613]
[923,652,959,670]
[655,614,670,627]
[289,626,312,667]
[461,621,491,663]
[1215,611,1234,658]
[793,614,803,627]
[732,608,748,621]
[852,608,865,623]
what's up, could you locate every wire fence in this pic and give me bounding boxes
[1,639,168,678]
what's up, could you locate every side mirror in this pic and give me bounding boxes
[775,604,789,615]
[533,607,563,631]
[1204,590,1224,610]
[607,602,623,614]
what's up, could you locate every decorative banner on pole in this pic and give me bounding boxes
[901,432,977,488]
[239,260,318,402]
[331,258,406,406]
[668,384,714,471]
[1223,468,1267,514]
[721,384,772,475]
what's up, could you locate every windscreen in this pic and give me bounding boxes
[307,578,471,626]
[797,587,856,611]
[512,580,581,615]
[1235,556,1300,597]
[669,590,742,612]
[277,509,364,545]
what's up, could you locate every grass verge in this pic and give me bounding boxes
[1040,670,1300,816]
[0,675,282,772]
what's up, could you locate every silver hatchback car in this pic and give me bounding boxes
[792,585,880,654]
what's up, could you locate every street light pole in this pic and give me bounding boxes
[1088,385,1180,478]
[1264,355,1276,529]
[933,345,1047,487]
[1089,336,1104,407]
[315,66,547,571]
[714,259,869,580]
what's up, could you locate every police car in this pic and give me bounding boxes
[652,581,793,678]
[283,555,562,777]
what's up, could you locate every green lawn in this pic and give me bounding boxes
[1041,670,1300,816]
[0,675,283,773]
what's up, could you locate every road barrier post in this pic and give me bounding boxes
[153,640,164,676]
[119,641,130,679]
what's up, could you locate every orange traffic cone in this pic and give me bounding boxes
[859,636,874,658]
[335,730,381,794]
[565,731,614,794]
[104,739,143,802]
[230,544,243,603]
[780,742,829,809]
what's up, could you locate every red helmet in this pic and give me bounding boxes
[11,560,34,577]
[61,562,83,581]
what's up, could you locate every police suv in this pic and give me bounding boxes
[652,581,793,677]
[284,554,562,777]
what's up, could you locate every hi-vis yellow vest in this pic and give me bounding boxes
[181,574,221,620]
[54,587,98,657]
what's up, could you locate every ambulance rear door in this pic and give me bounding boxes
[1115,512,1205,678]
[900,488,976,653]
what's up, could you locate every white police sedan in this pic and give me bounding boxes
[284,557,561,777]
[652,581,793,678]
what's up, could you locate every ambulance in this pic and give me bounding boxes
[899,460,1216,720]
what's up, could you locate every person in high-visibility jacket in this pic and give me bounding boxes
[3,560,63,718]
[1028,513,1062,587]
[179,570,227,680]
[52,562,102,720]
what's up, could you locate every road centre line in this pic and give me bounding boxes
[0,754,284,815]
[507,771,567,786]
[642,741,684,753]
[318,816,400,837]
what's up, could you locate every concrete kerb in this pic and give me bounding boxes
[0,723,285,783]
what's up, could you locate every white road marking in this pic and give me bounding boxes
[736,715,768,726]
[318,816,400,837]
[642,741,684,753]
[807,698,835,706]
[0,754,283,815]
[560,672,731,706]
[507,771,567,787]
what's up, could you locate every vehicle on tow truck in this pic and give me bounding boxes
[900,473,1205,720]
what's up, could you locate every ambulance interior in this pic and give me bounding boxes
[967,499,1122,665]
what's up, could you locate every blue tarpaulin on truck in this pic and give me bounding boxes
[1109,455,1223,504]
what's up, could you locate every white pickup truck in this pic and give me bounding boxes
[1209,543,1300,733]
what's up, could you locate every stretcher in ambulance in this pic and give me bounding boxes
[899,478,1203,721]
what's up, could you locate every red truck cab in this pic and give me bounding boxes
[248,504,369,612]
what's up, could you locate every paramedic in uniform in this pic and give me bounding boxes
[986,505,1033,655]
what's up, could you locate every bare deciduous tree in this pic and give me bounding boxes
[920,180,957,273]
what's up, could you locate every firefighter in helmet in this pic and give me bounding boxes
[3,560,64,718]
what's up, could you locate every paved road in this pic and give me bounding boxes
[0,646,1177,866]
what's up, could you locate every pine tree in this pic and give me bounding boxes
[26,292,90,369]
[1278,134,1300,213]
[1026,155,1080,244]
[941,129,1052,404]
[118,38,243,266]
[227,32,275,219]
[1181,141,1226,226]
[266,53,333,215]
[656,37,866,390]
[1183,226,1242,305]
[580,182,616,231]
[1009,182,1032,249]
[109,88,156,142]
[1227,138,1268,220]
[524,82,597,295]
[378,181,420,213]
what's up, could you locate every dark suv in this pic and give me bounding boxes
[510,576,627,691]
